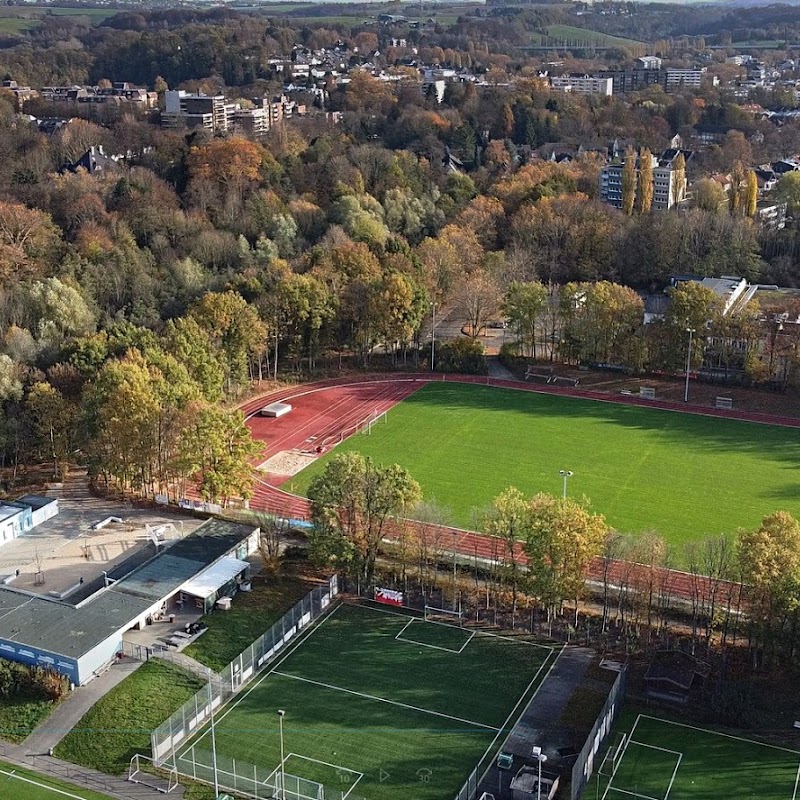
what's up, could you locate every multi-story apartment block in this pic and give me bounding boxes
[664,68,706,90]
[549,74,613,96]
[595,68,664,94]
[599,150,689,211]
[161,91,237,132]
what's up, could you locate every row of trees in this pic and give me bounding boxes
[503,278,796,384]
[306,451,800,666]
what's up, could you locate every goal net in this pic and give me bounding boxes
[424,605,464,627]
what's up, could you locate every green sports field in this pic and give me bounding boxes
[0,760,113,800]
[290,382,800,548]
[595,713,800,799]
[177,602,558,800]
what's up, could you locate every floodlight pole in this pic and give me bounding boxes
[452,529,458,611]
[208,672,219,798]
[532,746,547,800]
[278,709,286,800]
[559,470,573,499]
[684,327,695,403]
[431,301,437,372]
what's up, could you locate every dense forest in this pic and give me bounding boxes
[2,6,800,501]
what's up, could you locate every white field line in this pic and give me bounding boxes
[601,716,642,800]
[469,643,563,795]
[395,618,474,654]
[286,752,364,779]
[183,602,345,757]
[628,740,683,757]
[457,630,477,653]
[663,753,683,800]
[272,670,499,732]
[638,714,800,754]
[359,600,555,653]
[607,787,661,800]
[792,759,800,800]
[0,768,92,800]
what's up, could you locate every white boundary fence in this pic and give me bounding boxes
[151,575,339,766]
[176,746,367,800]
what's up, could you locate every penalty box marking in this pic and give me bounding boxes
[265,752,365,799]
[394,618,476,654]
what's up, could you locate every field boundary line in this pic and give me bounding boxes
[184,601,345,756]
[356,599,556,652]
[287,753,365,799]
[628,740,683,757]
[0,766,90,800]
[601,715,643,800]
[664,752,682,800]
[394,618,474,654]
[469,642,563,797]
[272,670,500,731]
[458,629,477,653]
[606,788,660,800]
[638,714,800,754]
[791,759,800,800]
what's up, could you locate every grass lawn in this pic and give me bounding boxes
[0,695,61,743]
[0,759,114,800]
[182,568,318,672]
[533,24,646,48]
[290,382,800,549]
[54,661,204,775]
[595,711,800,799]
[0,16,39,32]
[178,602,558,800]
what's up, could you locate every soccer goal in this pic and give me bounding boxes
[597,732,627,778]
[360,410,387,435]
[424,604,464,627]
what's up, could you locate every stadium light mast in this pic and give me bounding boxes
[684,327,696,403]
[278,709,286,800]
[559,470,573,499]
[431,301,437,372]
[532,745,547,800]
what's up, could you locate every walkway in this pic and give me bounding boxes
[1,657,179,799]
[0,745,181,799]
[487,356,517,381]
[22,660,143,755]
[478,645,595,797]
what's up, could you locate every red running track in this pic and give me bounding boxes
[241,372,777,599]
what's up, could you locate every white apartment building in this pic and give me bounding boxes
[599,152,687,211]
[162,91,237,132]
[549,74,613,96]
[664,68,706,90]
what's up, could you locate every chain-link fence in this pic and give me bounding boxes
[176,747,367,800]
[151,576,339,766]
[571,666,628,800]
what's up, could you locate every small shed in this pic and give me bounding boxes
[510,767,559,800]
[645,649,710,705]
[180,558,250,613]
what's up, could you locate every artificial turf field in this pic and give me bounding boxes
[177,602,558,800]
[595,713,800,799]
[0,760,114,800]
[290,382,800,548]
